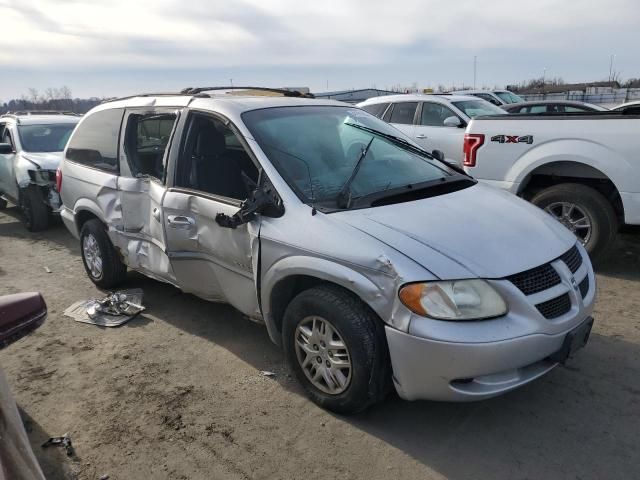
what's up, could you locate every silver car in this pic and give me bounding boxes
[0,112,80,230]
[58,89,595,413]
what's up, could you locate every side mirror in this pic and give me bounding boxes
[0,143,14,154]
[443,116,463,128]
[216,179,284,229]
[431,150,446,162]
[0,292,47,349]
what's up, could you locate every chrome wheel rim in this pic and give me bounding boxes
[82,234,103,279]
[294,316,352,395]
[545,202,592,245]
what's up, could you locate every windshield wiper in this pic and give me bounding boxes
[336,136,375,209]
[343,122,469,176]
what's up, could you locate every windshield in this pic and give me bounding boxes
[452,100,506,117]
[18,124,77,152]
[495,91,524,104]
[242,106,457,207]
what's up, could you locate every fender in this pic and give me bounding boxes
[260,255,396,346]
[507,138,632,194]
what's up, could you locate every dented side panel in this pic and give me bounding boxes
[162,190,261,318]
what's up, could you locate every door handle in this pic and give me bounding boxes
[167,215,196,228]
[416,134,428,139]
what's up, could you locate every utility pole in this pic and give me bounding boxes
[542,67,546,97]
[473,56,477,89]
[609,54,616,82]
[230,78,234,87]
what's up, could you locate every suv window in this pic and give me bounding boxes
[361,103,389,118]
[124,112,177,180]
[420,103,458,126]
[473,93,502,106]
[176,113,259,201]
[0,125,13,149]
[388,102,418,125]
[66,108,124,172]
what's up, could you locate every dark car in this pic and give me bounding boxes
[0,292,47,480]
[503,101,608,114]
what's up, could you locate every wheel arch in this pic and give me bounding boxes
[261,257,391,347]
[518,160,624,219]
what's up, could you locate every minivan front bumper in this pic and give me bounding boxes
[385,315,593,402]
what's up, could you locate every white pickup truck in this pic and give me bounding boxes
[464,112,640,261]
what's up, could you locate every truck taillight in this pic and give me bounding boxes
[55,168,62,193]
[463,134,484,167]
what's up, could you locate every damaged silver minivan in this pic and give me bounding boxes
[59,88,595,413]
[0,112,80,230]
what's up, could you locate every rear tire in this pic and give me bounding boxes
[20,186,49,232]
[531,183,618,263]
[80,219,127,289]
[283,284,391,414]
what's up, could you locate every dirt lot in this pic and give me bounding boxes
[0,206,639,480]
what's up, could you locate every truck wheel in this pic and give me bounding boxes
[283,284,390,414]
[80,219,127,288]
[531,183,617,263]
[20,186,49,232]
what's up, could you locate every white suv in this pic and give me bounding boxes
[0,112,80,230]
[358,94,506,165]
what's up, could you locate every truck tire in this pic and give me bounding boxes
[531,183,617,263]
[80,219,127,288]
[282,284,391,414]
[20,186,49,232]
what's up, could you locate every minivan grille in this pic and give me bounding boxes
[560,245,582,274]
[536,294,571,319]
[507,264,561,295]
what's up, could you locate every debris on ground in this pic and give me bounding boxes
[41,433,74,456]
[63,289,145,327]
[260,371,277,378]
[43,266,51,273]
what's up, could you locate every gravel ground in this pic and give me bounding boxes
[0,205,639,480]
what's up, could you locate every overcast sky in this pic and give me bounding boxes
[1,0,638,99]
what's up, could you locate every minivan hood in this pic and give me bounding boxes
[20,151,63,171]
[333,183,577,279]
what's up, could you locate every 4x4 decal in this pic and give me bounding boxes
[491,135,534,144]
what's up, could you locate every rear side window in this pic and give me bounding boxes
[124,112,178,180]
[361,103,389,118]
[66,108,124,172]
[388,102,418,125]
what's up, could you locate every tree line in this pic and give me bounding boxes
[0,87,105,114]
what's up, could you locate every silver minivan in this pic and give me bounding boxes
[59,89,595,413]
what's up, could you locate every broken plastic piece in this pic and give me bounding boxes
[42,434,73,456]
[260,371,277,378]
[64,289,145,327]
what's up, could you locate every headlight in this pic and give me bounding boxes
[399,280,508,321]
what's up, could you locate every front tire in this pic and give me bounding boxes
[80,219,127,288]
[283,284,390,414]
[531,183,618,263]
[20,186,49,231]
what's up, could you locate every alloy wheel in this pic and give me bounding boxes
[545,201,592,245]
[82,234,103,279]
[294,316,352,395]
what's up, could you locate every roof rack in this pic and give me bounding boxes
[103,86,315,104]
[180,86,314,97]
[2,110,80,116]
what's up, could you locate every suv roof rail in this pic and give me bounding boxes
[2,110,80,116]
[180,86,315,98]
[102,86,315,104]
